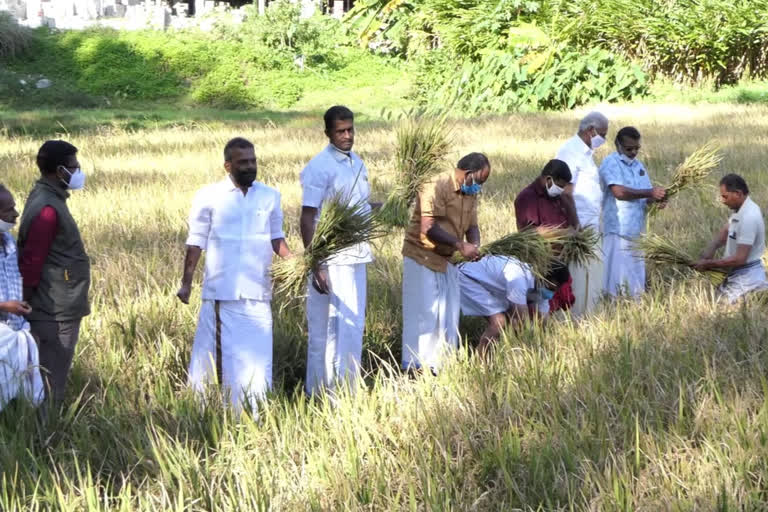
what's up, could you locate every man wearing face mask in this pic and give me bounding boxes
[599,126,666,298]
[0,184,44,411]
[177,137,292,414]
[555,111,609,316]
[514,159,576,313]
[18,140,90,405]
[694,174,767,303]
[401,152,490,373]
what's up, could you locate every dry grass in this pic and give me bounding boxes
[1,103,768,510]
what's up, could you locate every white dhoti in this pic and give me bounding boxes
[718,261,768,304]
[305,263,367,396]
[569,250,604,316]
[0,323,44,411]
[602,234,645,298]
[188,299,273,413]
[401,257,460,371]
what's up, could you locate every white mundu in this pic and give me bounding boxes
[301,145,372,395]
[556,135,604,315]
[402,256,460,371]
[719,196,768,302]
[185,179,285,413]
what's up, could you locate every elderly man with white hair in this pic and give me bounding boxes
[555,111,609,316]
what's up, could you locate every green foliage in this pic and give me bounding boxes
[415,46,647,113]
[0,11,32,59]
[564,0,768,86]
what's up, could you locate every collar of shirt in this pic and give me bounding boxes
[328,144,355,165]
[571,134,594,158]
[736,196,754,216]
[37,179,70,200]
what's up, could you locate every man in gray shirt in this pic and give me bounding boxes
[695,174,767,303]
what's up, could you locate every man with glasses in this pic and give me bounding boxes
[401,152,490,373]
[599,126,666,298]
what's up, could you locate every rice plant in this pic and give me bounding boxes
[634,233,727,285]
[649,141,722,216]
[376,115,452,227]
[272,193,388,305]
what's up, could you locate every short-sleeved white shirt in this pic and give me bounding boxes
[556,135,602,228]
[725,196,766,263]
[186,178,285,301]
[300,144,373,265]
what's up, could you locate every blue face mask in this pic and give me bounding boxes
[540,288,555,301]
[460,173,483,195]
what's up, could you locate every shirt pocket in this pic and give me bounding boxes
[249,208,271,234]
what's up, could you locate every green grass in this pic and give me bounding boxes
[2,103,768,509]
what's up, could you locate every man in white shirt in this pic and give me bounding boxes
[299,106,378,396]
[458,255,550,355]
[177,137,292,414]
[555,111,609,316]
[695,174,768,303]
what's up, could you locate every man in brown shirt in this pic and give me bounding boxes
[401,152,491,372]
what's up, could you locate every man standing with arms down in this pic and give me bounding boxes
[556,111,609,316]
[300,106,377,396]
[695,174,768,303]
[177,137,292,414]
[18,140,90,405]
[401,152,490,373]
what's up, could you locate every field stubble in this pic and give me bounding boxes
[1,104,768,510]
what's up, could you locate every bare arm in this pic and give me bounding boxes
[609,184,666,202]
[700,224,729,259]
[697,244,752,270]
[176,245,202,304]
[271,238,293,259]
[466,225,480,246]
[560,184,580,228]
[300,205,330,294]
[422,216,479,260]
[300,206,318,249]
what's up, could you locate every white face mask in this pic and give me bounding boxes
[590,134,606,150]
[60,166,86,190]
[546,178,564,198]
[0,219,14,233]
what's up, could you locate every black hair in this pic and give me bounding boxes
[544,262,570,287]
[224,137,255,162]
[324,105,354,133]
[36,140,78,175]
[720,173,749,195]
[540,159,572,182]
[456,152,490,172]
[615,126,641,146]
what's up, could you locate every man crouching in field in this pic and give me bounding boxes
[401,152,490,373]
[177,137,293,415]
[0,184,44,411]
[695,174,768,303]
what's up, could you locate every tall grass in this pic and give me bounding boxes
[1,104,768,509]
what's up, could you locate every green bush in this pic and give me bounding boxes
[0,12,33,59]
[564,0,768,86]
[414,45,647,113]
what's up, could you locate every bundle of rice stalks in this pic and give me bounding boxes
[633,233,727,285]
[649,141,722,216]
[272,194,387,304]
[554,226,601,267]
[376,115,452,227]
[454,227,562,278]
